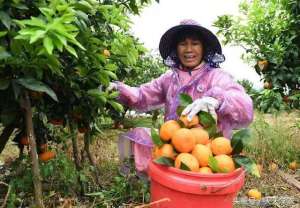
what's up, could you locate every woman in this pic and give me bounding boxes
[111,19,253,174]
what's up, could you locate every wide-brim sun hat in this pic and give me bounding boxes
[159,19,224,67]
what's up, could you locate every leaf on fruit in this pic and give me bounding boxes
[151,128,163,147]
[208,155,220,173]
[233,155,260,178]
[180,162,191,171]
[154,156,174,167]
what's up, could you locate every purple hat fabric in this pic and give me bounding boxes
[159,19,224,67]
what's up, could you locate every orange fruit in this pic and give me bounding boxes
[39,151,56,162]
[179,115,199,128]
[153,144,175,159]
[192,144,212,167]
[211,137,232,155]
[206,140,212,149]
[257,60,268,71]
[159,120,181,141]
[214,154,235,173]
[288,161,297,171]
[247,189,262,200]
[269,162,278,172]
[172,128,196,153]
[175,153,199,172]
[198,167,213,174]
[190,128,209,145]
[263,81,272,89]
[103,49,110,58]
[20,136,29,145]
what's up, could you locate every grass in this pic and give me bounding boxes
[245,111,300,168]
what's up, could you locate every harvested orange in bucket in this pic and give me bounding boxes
[211,137,232,155]
[175,153,199,172]
[192,144,212,167]
[179,115,199,128]
[198,167,213,174]
[190,128,209,144]
[159,120,181,141]
[172,128,196,153]
[214,154,235,173]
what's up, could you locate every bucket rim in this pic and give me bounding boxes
[150,161,245,178]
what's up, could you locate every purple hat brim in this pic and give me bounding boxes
[159,24,222,60]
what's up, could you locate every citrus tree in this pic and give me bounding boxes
[0,0,158,206]
[214,0,300,112]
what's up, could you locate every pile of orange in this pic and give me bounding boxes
[152,116,236,174]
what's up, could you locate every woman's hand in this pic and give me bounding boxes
[181,97,219,121]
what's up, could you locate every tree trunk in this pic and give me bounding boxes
[0,124,15,154]
[22,91,44,208]
[84,132,101,185]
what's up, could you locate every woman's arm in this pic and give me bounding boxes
[203,69,253,135]
[116,71,172,112]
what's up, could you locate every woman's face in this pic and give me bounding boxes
[176,37,204,69]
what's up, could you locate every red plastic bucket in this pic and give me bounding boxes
[148,161,245,208]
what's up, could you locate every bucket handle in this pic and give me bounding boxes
[199,171,245,193]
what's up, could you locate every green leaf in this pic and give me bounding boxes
[176,105,185,116]
[151,128,164,147]
[108,100,124,112]
[180,162,191,171]
[0,31,8,38]
[154,156,174,167]
[16,78,58,102]
[87,89,107,103]
[231,128,251,155]
[0,11,12,29]
[65,44,78,58]
[233,155,260,177]
[0,46,11,60]
[103,70,117,80]
[0,79,10,90]
[198,111,216,128]
[208,155,220,173]
[179,93,193,106]
[29,30,46,44]
[43,36,54,54]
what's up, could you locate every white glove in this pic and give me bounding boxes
[107,82,118,91]
[181,97,219,121]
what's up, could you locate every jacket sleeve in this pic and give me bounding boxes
[203,69,253,136]
[115,71,171,112]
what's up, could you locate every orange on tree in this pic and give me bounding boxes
[198,167,213,174]
[49,119,64,126]
[153,144,175,159]
[247,189,262,200]
[103,49,111,58]
[192,144,212,167]
[211,137,232,155]
[190,128,209,144]
[214,154,235,173]
[179,115,199,128]
[20,136,29,145]
[171,128,196,153]
[39,151,56,162]
[159,120,181,141]
[175,153,199,172]
[257,60,269,71]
